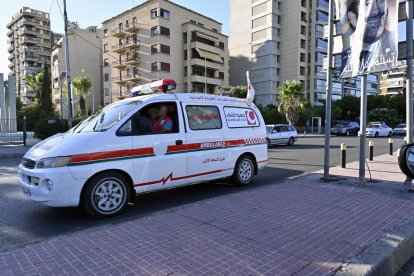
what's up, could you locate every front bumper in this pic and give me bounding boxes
[18,164,86,207]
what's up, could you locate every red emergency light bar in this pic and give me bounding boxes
[131,79,177,96]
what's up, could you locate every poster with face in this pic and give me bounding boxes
[335,0,399,78]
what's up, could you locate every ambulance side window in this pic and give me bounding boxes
[186,105,222,130]
[129,102,179,135]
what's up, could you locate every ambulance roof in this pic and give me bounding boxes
[122,93,248,106]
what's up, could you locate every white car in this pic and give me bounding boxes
[366,123,393,137]
[393,124,407,136]
[266,124,298,146]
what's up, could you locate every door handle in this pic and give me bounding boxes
[175,140,183,145]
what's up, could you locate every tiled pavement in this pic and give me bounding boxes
[1,154,414,275]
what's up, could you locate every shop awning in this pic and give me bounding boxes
[195,48,223,63]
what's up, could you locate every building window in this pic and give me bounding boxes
[160,9,170,20]
[151,62,158,72]
[218,41,224,49]
[103,44,108,52]
[151,44,158,54]
[103,29,108,37]
[301,25,306,35]
[184,50,187,60]
[184,66,187,76]
[183,32,187,43]
[104,59,109,67]
[160,44,170,54]
[160,62,170,72]
[301,12,307,22]
[104,73,109,82]
[300,53,305,62]
[190,19,196,25]
[160,26,170,36]
[300,39,306,49]
[300,66,305,76]
[198,22,204,27]
[301,0,307,8]
[151,26,159,36]
[151,8,158,18]
[219,72,224,80]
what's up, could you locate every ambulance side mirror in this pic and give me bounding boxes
[398,143,414,179]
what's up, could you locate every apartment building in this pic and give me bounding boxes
[7,7,52,104]
[229,0,379,106]
[51,22,103,118]
[102,0,228,104]
[380,60,414,96]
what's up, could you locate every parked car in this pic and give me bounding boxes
[330,122,360,136]
[366,123,393,137]
[393,124,407,136]
[266,124,298,146]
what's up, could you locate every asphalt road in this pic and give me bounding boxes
[0,136,406,253]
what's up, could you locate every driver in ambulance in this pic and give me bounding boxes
[151,104,173,133]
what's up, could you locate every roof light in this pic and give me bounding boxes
[131,79,177,96]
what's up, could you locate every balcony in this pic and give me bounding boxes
[112,59,127,69]
[125,57,139,66]
[125,22,139,33]
[8,54,14,60]
[112,76,128,84]
[20,55,38,62]
[124,74,140,82]
[190,58,223,70]
[19,37,42,44]
[7,45,15,52]
[7,29,13,36]
[190,75,222,86]
[190,41,224,55]
[125,40,140,49]
[111,44,126,53]
[112,27,126,38]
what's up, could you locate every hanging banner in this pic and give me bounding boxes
[335,0,399,78]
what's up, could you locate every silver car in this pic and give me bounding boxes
[266,124,298,146]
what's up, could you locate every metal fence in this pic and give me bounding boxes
[0,118,71,146]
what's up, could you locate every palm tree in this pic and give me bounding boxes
[25,73,43,101]
[72,76,92,116]
[277,80,307,126]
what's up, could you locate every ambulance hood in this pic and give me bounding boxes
[23,132,109,161]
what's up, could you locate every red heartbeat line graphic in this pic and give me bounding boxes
[134,170,222,188]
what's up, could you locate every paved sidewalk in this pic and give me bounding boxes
[1,154,414,275]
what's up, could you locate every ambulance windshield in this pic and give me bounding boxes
[71,101,141,133]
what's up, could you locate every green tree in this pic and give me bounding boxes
[73,76,92,116]
[216,86,247,98]
[40,63,54,116]
[335,95,360,121]
[368,108,401,127]
[367,95,389,111]
[25,73,43,101]
[277,80,306,126]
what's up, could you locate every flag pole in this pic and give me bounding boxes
[406,0,413,145]
[323,0,335,181]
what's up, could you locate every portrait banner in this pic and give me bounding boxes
[335,0,399,78]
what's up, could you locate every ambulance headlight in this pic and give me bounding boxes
[37,157,70,168]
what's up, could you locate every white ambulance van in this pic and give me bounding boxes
[18,81,268,217]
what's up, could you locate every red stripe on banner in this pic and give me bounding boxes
[70,147,154,163]
[134,170,222,187]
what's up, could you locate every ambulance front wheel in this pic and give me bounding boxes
[82,172,130,218]
[232,155,255,186]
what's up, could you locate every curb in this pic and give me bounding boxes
[335,214,414,276]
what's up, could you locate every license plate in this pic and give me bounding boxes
[22,187,31,196]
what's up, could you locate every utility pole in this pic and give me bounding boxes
[404,0,414,190]
[359,75,368,185]
[323,0,334,181]
[63,0,73,127]
[406,0,413,144]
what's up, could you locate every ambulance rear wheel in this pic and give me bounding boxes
[82,172,130,218]
[232,155,255,186]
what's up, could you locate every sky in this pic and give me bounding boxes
[0,0,230,75]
